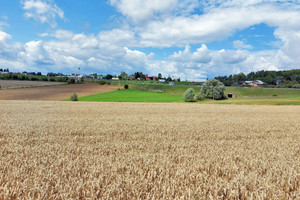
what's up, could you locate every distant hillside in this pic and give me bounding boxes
[215,69,300,88]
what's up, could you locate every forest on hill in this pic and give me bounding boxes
[215,69,300,88]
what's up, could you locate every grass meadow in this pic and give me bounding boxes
[68,89,183,102]
[0,101,299,199]
[129,83,300,105]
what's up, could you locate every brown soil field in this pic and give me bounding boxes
[0,80,65,89]
[0,83,118,100]
[0,101,299,199]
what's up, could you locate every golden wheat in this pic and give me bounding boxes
[0,101,299,199]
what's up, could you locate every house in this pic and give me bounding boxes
[146,74,156,80]
[246,80,264,87]
[128,75,135,80]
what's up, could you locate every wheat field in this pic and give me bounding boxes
[0,101,299,199]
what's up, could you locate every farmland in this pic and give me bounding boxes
[0,80,65,89]
[130,83,300,105]
[69,89,182,102]
[0,82,118,100]
[1,101,299,199]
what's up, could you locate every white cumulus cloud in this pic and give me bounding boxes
[22,0,64,27]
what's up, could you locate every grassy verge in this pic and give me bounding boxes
[66,89,183,102]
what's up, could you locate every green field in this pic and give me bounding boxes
[71,89,182,102]
[128,83,300,105]
[65,83,300,105]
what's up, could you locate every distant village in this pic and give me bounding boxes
[1,68,299,88]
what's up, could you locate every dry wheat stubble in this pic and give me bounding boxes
[0,100,299,199]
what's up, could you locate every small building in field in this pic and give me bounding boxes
[227,93,234,98]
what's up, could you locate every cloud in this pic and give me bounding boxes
[109,0,176,24]
[137,3,300,47]
[0,31,11,42]
[169,45,212,63]
[22,0,64,27]
[109,0,200,25]
[2,0,300,80]
[233,40,253,49]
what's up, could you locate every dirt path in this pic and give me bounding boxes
[0,83,118,100]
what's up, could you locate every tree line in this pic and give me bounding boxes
[215,69,300,88]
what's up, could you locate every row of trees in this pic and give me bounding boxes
[0,68,9,72]
[215,69,300,87]
[101,71,179,82]
[184,79,226,102]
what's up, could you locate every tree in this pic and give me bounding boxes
[70,93,78,101]
[134,72,146,80]
[166,76,172,82]
[183,88,196,102]
[158,73,162,79]
[91,73,98,78]
[233,72,247,85]
[201,79,226,100]
[119,71,128,80]
[104,74,113,80]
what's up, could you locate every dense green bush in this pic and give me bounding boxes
[195,92,205,101]
[124,84,129,89]
[183,88,196,102]
[68,78,75,84]
[293,84,300,88]
[201,79,225,100]
[99,80,106,85]
[70,93,78,101]
[41,77,48,81]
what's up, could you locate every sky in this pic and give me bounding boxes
[0,0,300,80]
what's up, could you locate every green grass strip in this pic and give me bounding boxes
[69,89,183,102]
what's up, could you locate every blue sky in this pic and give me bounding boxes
[0,0,300,80]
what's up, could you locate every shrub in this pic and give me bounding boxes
[292,84,300,88]
[31,77,38,81]
[41,77,48,81]
[183,88,196,102]
[70,93,78,101]
[201,79,226,100]
[99,80,106,85]
[124,84,129,89]
[195,92,205,101]
[68,78,75,84]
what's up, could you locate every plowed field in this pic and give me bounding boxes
[0,83,118,100]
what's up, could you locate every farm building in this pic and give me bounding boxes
[146,74,156,80]
[245,80,264,87]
